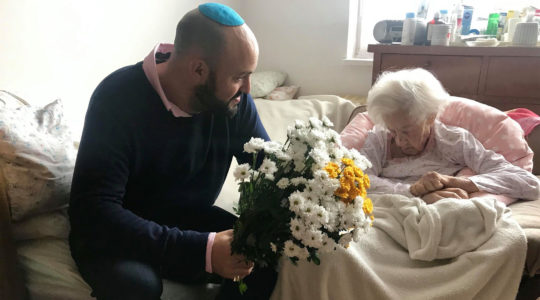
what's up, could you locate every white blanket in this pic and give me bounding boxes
[271,194,527,300]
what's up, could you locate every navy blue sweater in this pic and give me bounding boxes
[69,62,269,275]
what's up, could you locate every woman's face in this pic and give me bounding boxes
[383,112,435,156]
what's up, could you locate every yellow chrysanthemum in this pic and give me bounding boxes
[362,197,373,216]
[353,166,363,177]
[324,162,340,178]
[343,166,355,178]
[341,158,354,166]
[327,159,373,214]
[335,188,349,200]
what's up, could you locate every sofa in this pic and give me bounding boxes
[0,91,539,299]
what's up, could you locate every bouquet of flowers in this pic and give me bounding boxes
[231,117,373,292]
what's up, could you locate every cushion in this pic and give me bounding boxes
[265,85,300,100]
[0,98,76,221]
[341,96,533,171]
[9,202,218,299]
[0,90,28,109]
[507,194,540,275]
[439,97,532,171]
[250,71,287,98]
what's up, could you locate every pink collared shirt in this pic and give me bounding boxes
[142,43,216,273]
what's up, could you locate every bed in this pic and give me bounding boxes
[0,89,539,299]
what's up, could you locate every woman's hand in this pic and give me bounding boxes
[410,171,479,197]
[422,187,469,204]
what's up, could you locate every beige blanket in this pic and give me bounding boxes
[271,194,527,300]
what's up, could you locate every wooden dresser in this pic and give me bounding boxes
[368,44,540,114]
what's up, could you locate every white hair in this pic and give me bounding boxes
[367,68,449,127]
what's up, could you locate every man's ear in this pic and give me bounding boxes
[189,58,209,84]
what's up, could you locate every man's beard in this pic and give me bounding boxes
[194,72,241,118]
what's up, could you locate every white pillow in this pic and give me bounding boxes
[0,90,27,109]
[250,71,287,98]
[265,85,300,100]
[0,98,76,221]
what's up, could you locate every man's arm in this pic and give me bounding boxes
[69,85,209,275]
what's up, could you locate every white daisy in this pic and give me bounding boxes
[302,229,324,249]
[308,117,323,129]
[321,116,334,128]
[263,141,283,154]
[243,137,266,154]
[283,240,298,258]
[276,178,290,189]
[233,163,251,181]
[259,158,278,179]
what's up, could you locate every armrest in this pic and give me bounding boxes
[0,172,27,300]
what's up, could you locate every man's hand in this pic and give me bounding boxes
[211,229,254,280]
[410,171,479,197]
[422,187,469,204]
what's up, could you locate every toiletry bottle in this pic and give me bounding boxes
[426,11,444,45]
[496,12,506,40]
[450,2,463,44]
[401,12,417,46]
[440,9,449,24]
[486,13,500,36]
[461,5,474,35]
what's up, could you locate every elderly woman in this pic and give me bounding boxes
[360,68,540,203]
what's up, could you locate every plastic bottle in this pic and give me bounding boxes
[450,3,464,44]
[504,10,516,33]
[534,9,540,42]
[496,12,507,40]
[426,11,444,45]
[440,9,449,24]
[401,12,417,46]
[486,13,500,36]
[461,5,474,35]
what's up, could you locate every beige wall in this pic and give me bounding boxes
[0,0,241,137]
[237,0,373,98]
[1,0,371,137]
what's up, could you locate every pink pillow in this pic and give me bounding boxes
[340,112,373,151]
[439,97,532,172]
[340,96,534,204]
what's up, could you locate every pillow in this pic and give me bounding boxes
[250,71,287,98]
[265,85,300,100]
[0,98,76,221]
[438,97,532,171]
[342,96,532,170]
[340,111,373,151]
[0,90,28,109]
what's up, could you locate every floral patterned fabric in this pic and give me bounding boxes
[0,97,76,221]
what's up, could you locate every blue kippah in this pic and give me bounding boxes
[198,3,245,26]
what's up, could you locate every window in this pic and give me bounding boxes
[347,0,537,60]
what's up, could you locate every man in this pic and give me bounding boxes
[69,3,275,299]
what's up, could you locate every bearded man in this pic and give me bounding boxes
[69,3,274,299]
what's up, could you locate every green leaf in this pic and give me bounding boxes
[238,280,248,295]
[311,253,321,265]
